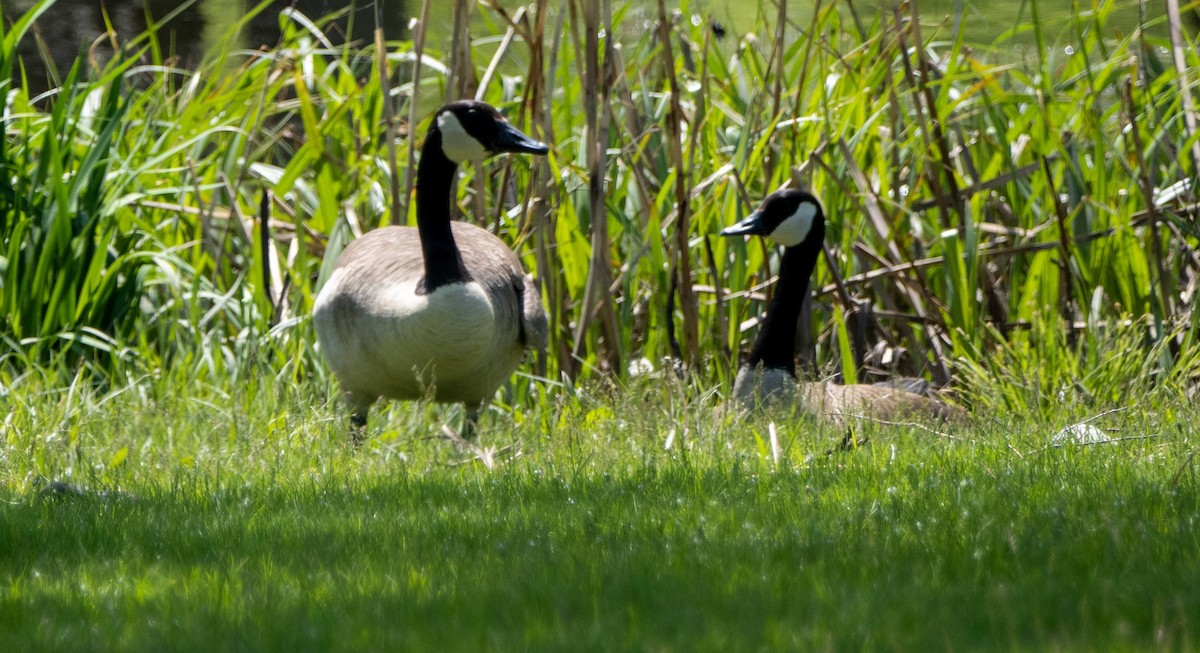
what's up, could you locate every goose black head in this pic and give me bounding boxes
[434,100,549,163]
[721,189,825,248]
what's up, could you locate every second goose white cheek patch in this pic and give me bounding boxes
[437,112,490,163]
[770,201,818,247]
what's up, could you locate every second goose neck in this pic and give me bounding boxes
[745,243,821,375]
[416,129,470,292]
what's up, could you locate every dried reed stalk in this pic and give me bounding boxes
[1122,77,1173,322]
[543,0,572,375]
[1165,0,1200,185]
[448,0,476,99]
[374,0,402,226]
[568,0,621,377]
[402,0,432,225]
[657,0,700,367]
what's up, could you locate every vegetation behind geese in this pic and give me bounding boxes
[3,0,1196,419]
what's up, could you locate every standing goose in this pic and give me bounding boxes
[313,100,549,441]
[722,189,965,424]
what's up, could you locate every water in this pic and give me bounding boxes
[5,0,407,92]
[3,0,1183,94]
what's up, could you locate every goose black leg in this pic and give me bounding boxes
[350,410,368,446]
[463,407,482,441]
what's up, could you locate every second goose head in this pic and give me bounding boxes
[721,189,826,250]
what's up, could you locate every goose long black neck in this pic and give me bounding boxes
[745,239,822,375]
[415,126,470,292]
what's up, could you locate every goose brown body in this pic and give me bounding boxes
[732,366,965,424]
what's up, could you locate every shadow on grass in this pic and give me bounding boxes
[2,458,1198,651]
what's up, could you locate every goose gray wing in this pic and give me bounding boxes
[516,273,548,351]
[801,382,966,424]
[872,376,932,396]
[451,222,547,354]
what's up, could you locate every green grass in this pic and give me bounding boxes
[2,373,1198,651]
[3,0,1200,649]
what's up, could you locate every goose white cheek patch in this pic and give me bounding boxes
[769,201,818,247]
[437,112,490,163]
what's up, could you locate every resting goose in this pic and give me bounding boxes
[313,100,549,441]
[722,189,966,424]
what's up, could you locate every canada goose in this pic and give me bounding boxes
[722,189,965,424]
[312,100,549,441]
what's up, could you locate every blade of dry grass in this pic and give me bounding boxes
[401,0,433,225]
[657,0,700,368]
[1165,0,1200,184]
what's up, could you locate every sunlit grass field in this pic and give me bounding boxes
[3,0,1200,648]
[3,373,1199,651]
